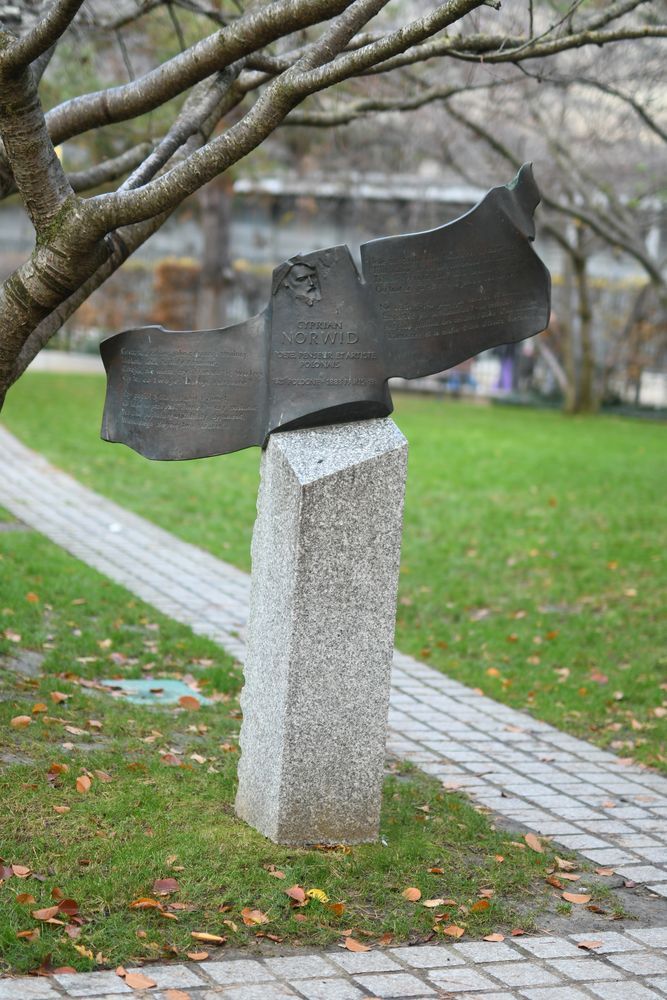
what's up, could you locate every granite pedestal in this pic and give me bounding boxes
[235,418,408,845]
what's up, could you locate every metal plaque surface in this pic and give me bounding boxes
[101,164,550,460]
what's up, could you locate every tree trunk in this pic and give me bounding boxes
[196,177,233,330]
[573,249,598,412]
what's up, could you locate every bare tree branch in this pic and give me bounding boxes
[0,0,85,73]
[285,79,506,127]
[444,102,665,286]
[44,0,355,147]
[89,0,485,231]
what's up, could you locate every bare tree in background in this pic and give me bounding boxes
[0,0,665,408]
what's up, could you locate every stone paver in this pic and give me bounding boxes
[3,428,667,999]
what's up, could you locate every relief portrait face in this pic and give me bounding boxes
[284,262,321,306]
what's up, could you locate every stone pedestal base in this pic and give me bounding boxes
[235,418,407,845]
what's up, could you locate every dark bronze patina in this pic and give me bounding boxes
[101,164,551,460]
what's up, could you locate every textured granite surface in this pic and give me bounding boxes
[235,418,408,844]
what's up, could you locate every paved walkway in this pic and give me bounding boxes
[2,927,667,999]
[2,424,667,998]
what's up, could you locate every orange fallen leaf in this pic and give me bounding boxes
[25,592,40,603]
[511,928,525,936]
[94,770,113,783]
[51,888,65,901]
[440,924,465,938]
[595,867,615,877]
[191,932,226,944]
[578,939,603,950]
[10,716,31,729]
[343,937,370,952]
[402,887,421,902]
[484,933,505,942]
[76,775,92,794]
[423,898,446,908]
[50,692,69,704]
[293,913,307,923]
[186,951,208,960]
[165,991,192,1000]
[124,972,157,989]
[427,866,444,874]
[562,892,591,905]
[16,893,36,905]
[129,897,162,910]
[546,875,563,889]
[241,907,270,926]
[178,696,200,711]
[328,902,345,916]
[524,833,543,853]
[32,704,48,714]
[470,899,490,912]
[17,928,40,941]
[53,805,70,815]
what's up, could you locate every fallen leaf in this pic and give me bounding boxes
[293,913,307,923]
[306,888,329,903]
[546,875,563,889]
[129,898,162,910]
[343,937,370,952]
[25,592,40,603]
[427,867,444,874]
[440,924,465,938]
[10,716,31,729]
[50,692,69,704]
[73,944,94,960]
[555,857,577,871]
[241,907,269,926]
[32,906,60,920]
[484,933,505,942]
[423,898,446,908]
[511,928,525,936]
[559,872,581,882]
[93,770,113,783]
[191,932,226,944]
[524,833,543,853]
[562,892,591,905]
[76,775,92,794]
[15,893,36,905]
[57,899,79,916]
[328,902,346,916]
[470,899,490,912]
[51,887,65,900]
[32,704,48,714]
[595,868,615,877]
[153,878,180,895]
[285,885,307,905]
[178,696,200,711]
[16,928,39,941]
[401,887,421,902]
[165,991,192,1000]
[124,972,157,989]
[577,940,603,950]
[161,754,182,767]
[186,951,208,960]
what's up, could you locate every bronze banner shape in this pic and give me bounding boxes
[101,164,551,460]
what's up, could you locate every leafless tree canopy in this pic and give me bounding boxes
[0,0,665,405]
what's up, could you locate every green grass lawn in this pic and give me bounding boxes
[2,373,666,771]
[0,520,582,974]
